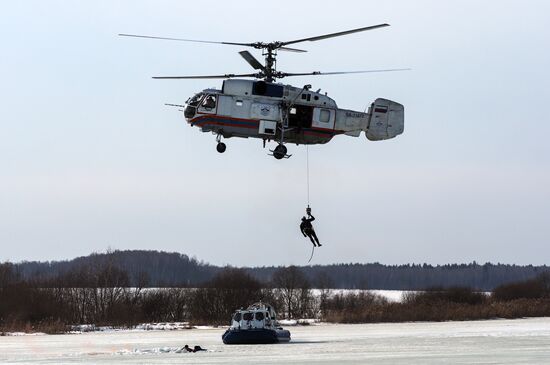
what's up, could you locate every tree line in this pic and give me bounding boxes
[2,259,550,334]
[9,250,549,290]
[322,273,550,323]
[0,261,316,333]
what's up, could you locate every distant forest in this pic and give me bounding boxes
[8,250,550,291]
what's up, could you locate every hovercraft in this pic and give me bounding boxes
[222,302,291,344]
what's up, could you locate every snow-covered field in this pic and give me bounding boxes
[311,289,413,302]
[2,318,550,364]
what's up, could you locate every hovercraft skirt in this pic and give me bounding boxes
[222,328,291,344]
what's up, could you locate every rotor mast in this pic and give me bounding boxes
[244,41,285,82]
[263,46,278,82]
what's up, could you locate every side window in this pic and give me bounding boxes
[319,109,331,123]
[233,312,242,322]
[201,95,217,110]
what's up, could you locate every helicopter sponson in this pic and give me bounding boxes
[183,79,403,150]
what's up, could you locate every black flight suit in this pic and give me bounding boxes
[300,215,321,247]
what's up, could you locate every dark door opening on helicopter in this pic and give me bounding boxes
[288,105,313,129]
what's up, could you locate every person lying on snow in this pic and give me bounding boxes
[183,345,207,352]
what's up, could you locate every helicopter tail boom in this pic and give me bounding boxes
[365,98,404,141]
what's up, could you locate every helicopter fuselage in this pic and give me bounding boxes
[184,79,404,148]
[121,23,407,157]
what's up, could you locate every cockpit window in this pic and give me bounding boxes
[201,95,217,110]
[187,93,204,107]
[184,93,204,119]
[243,312,254,321]
[255,312,264,321]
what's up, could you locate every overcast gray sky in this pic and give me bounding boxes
[1,0,549,266]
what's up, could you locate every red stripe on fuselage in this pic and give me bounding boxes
[190,114,343,138]
[190,115,259,129]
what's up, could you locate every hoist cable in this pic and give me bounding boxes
[306,145,310,206]
[306,145,315,263]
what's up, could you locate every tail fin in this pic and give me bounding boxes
[365,98,404,141]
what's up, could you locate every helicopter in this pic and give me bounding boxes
[120,24,407,159]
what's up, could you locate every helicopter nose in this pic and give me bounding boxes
[184,105,196,120]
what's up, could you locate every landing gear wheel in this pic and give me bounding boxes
[273,144,287,160]
[216,142,226,153]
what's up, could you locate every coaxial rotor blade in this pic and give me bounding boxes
[279,68,411,78]
[239,51,265,71]
[279,47,308,53]
[280,23,390,47]
[153,73,259,79]
[119,33,255,47]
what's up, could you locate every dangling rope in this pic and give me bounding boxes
[308,245,315,263]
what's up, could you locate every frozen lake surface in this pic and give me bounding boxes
[2,317,550,364]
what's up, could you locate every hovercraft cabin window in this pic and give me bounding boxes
[252,81,283,98]
[243,312,254,321]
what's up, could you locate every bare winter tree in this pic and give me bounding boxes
[131,271,150,304]
[272,266,310,319]
[189,268,262,324]
[0,263,18,288]
[315,271,334,316]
